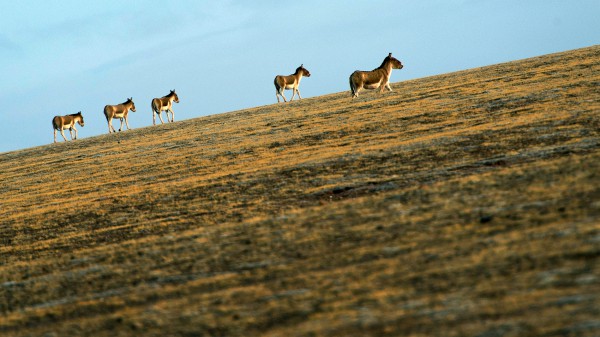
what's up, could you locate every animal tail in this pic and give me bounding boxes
[349,72,357,97]
[103,106,110,120]
[51,116,58,130]
[274,76,281,93]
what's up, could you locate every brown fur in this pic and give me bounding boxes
[104,98,136,133]
[274,65,311,103]
[350,53,403,98]
[52,111,84,143]
[152,90,179,125]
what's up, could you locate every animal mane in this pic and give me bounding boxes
[374,54,393,70]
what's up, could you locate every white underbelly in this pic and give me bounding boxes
[113,113,125,118]
[364,83,381,89]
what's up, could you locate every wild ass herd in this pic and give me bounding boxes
[52,53,403,143]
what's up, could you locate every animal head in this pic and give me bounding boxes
[297,64,311,77]
[127,97,136,112]
[77,111,85,127]
[386,53,403,70]
[170,89,180,103]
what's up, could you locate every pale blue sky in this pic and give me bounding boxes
[0,1,598,152]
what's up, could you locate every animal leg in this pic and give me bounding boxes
[289,87,296,101]
[69,127,74,140]
[151,100,160,125]
[54,129,58,143]
[108,120,116,133]
[124,117,131,130]
[158,112,165,124]
[353,85,361,98]
[379,81,388,93]
[297,88,303,100]
[60,129,68,141]
[72,126,78,140]
[168,109,175,123]
[118,118,124,131]
[276,88,287,103]
[353,86,361,98]
[106,116,113,133]
[386,83,393,92]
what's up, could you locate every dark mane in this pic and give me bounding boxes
[67,112,82,117]
[373,53,394,70]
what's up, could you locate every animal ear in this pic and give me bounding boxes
[389,53,392,57]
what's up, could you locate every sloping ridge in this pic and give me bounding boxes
[1,45,599,336]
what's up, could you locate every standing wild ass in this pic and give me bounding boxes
[349,53,403,98]
[104,98,136,133]
[274,64,311,103]
[152,90,180,125]
[52,111,85,143]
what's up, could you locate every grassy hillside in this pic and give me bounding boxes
[1,45,599,336]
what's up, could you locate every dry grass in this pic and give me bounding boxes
[1,45,599,336]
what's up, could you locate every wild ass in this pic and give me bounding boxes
[274,64,311,103]
[349,53,403,98]
[104,98,136,133]
[152,90,180,125]
[52,112,85,143]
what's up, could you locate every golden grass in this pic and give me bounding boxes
[1,45,599,336]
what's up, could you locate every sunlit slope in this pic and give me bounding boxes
[1,45,599,336]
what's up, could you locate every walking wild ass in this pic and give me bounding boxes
[274,64,311,103]
[349,53,403,98]
[152,90,179,125]
[104,98,136,133]
[52,111,84,143]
